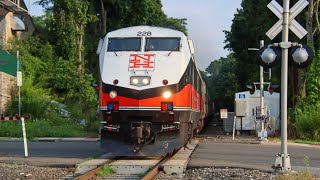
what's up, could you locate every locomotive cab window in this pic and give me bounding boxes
[107,38,141,51]
[145,38,180,51]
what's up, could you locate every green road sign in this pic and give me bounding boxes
[0,51,17,76]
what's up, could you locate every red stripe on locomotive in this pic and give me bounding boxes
[100,84,201,110]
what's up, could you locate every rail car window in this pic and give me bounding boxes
[107,38,141,51]
[145,38,180,51]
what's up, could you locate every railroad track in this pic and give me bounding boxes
[66,155,172,180]
[63,139,198,180]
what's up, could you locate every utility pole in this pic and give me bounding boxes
[259,40,266,141]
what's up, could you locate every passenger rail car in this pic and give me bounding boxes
[96,26,212,156]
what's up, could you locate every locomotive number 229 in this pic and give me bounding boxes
[137,31,152,36]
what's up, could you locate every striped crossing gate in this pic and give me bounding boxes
[0,114,31,121]
[0,114,31,157]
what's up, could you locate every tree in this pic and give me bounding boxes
[205,54,240,111]
[224,0,280,88]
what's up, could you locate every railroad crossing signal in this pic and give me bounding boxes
[266,0,309,40]
[289,44,314,68]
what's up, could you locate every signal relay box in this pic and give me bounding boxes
[235,100,247,117]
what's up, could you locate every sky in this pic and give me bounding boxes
[162,0,242,70]
[25,0,242,70]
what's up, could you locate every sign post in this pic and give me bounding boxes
[16,51,28,157]
[17,51,21,117]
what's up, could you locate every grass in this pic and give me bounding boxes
[275,171,312,180]
[268,137,320,145]
[0,117,85,138]
[293,139,320,145]
[276,156,313,180]
[96,165,116,176]
[82,157,95,162]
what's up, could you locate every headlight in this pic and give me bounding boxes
[163,91,171,99]
[142,78,149,85]
[109,91,117,98]
[130,76,151,86]
[132,78,139,85]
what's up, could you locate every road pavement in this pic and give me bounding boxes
[188,140,320,175]
[188,117,320,176]
[0,122,319,176]
[0,140,105,167]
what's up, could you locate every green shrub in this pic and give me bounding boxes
[294,104,320,141]
[65,99,100,132]
[4,75,99,137]
[6,77,51,118]
[0,117,84,138]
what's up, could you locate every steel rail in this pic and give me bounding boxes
[73,166,104,180]
[141,149,179,180]
[71,149,178,180]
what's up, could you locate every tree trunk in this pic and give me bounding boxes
[306,0,314,46]
[100,0,107,36]
[291,66,296,106]
[297,0,314,98]
[77,24,84,78]
[314,0,320,35]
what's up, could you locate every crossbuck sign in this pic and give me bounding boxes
[266,0,309,40]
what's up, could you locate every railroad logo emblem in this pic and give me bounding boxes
[129,54,155,71]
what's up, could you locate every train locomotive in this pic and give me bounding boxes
[96,26,212,156]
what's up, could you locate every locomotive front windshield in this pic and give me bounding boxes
[107,38,141,51]
[145,38,180,51]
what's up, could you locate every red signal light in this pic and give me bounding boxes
[169,114,174,121]
[161,103,168,111]
[113,102,119,111]
[162,79,168,85]
[269,87,274,94]
[268,84,279,95]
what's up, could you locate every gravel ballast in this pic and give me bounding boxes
[0,163,74,179]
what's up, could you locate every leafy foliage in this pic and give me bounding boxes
[97,0,187,35]
[205,54,240,111]
[222,1,320,142]
[306,49,320,103]
[2,0,188,137]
